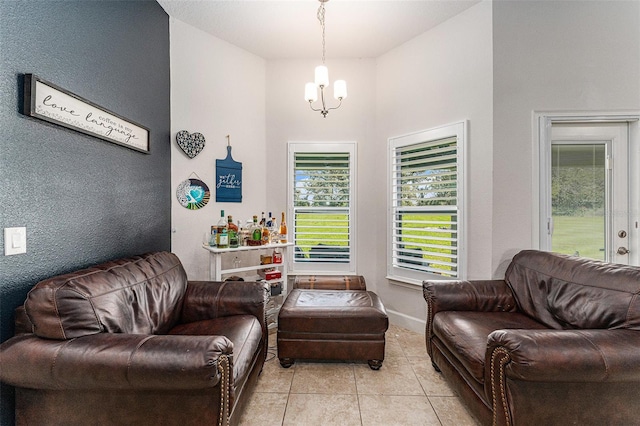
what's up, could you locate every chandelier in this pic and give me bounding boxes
[304,0,347,118]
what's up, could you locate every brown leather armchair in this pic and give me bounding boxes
[423,250,640,426]
[0,252,267,426]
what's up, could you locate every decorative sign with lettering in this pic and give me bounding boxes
[216,138,242,203]
[23,74,150,153]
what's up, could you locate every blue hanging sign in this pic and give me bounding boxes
[215,136,242,202]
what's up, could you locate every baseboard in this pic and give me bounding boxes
[386,309,426,334]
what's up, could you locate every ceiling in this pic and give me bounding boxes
[156,0,481,60]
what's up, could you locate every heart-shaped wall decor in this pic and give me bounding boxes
[176,130,206,158]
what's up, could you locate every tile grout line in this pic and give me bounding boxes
[281,361,296,426]
[353,364,364,426]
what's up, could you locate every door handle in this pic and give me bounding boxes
[617,247,630,255]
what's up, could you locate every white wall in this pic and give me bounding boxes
[264,58,378,286]
[491,0,640,276]
[168,0,639,333]
[170,18,267,280]
[374,1,494,332]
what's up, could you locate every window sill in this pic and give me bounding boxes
[385,275,423,290]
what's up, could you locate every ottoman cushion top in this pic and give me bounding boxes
[278,289,388,334]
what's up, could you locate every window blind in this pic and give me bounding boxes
[293,152,351,265]
[391,137,459,277]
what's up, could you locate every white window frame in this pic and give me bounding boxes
[533,111,640,265]
[387,122,467,286]
[287,142,357,274]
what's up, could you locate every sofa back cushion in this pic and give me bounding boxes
[25,252,188,340]
[505,250,640,330]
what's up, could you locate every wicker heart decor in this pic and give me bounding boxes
[176,130,206,158]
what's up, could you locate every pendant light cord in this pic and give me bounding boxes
[317,1,326,64]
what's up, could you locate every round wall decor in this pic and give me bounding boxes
[176,178,210,210]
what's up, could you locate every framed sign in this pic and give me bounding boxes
[23,74,150,153]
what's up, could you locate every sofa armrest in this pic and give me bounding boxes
[486,329,640,426]
[487,328,640,383]
[181,281,268,324]
[423,279,518,315]
[423,279,517,359]
[0,333,232,390]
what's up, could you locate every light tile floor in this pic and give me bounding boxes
[238,324,479,426]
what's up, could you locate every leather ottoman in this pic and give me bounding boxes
[277,289,389,370]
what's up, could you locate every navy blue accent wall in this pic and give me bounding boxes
[0,1,170,423]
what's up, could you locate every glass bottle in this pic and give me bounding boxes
[239,220,248,246]
[249,215,262,246]
[209,226,217,247]
[279,211,288,243]
[228,215,239,248]
[269,214,278,243]
[261,220,271,245]
[216,210,229,248]
[260,211,266,227]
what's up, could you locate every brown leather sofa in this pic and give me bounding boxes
[0,251,268,426]
[423,250,640,426]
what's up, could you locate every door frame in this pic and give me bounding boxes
[533,111,640,265]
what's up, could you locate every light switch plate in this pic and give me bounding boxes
[4,227,26,256]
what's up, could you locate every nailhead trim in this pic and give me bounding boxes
[490,347,511,426]
[217,355,230,426]
[423,286,434,358]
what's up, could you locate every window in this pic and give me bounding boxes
[288,142,356,273]
[388,123,466,284]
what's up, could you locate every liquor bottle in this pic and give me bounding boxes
[279,211,288,243]
[269,214,278,243]
[209,225,217,247]
[228,215,239,248]
[249,215,262,246]
[238,220,248,246]
[266,212,273,228]
[216,210,229,248]
[261,219,271,245]
[260,212,266,227]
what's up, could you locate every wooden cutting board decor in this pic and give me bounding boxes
[215,135,242,202]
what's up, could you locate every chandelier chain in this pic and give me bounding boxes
[317,2,326,64]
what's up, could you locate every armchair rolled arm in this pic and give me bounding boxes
[0,333,232,390]
[487,329,640,383]
[423,280,517,359]
[181,281,268,324]
[423,279,517,316]
[487,329,640,426]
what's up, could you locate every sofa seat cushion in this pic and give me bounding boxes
[433,311,547,383]
[278,289,387,335]
[169,315,262,389]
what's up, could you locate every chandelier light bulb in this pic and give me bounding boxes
[333,80,347,100]
[305,82,318,102]
[314,65,329,88]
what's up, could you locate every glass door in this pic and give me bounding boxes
[548,122,629,263]
[551,143,607,260]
